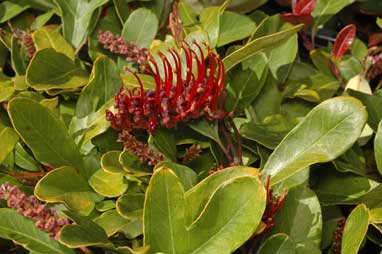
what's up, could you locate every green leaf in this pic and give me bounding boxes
[101,150,125,173]
[348,89,382,131]
[59,210,112,248]
[341,204,369,254]
[378,17,382,29]
[33,26,75,60]
[311,0,356,36]
[0,208,75,254]
[256,233,295,254]
[313,170,379,205]
[69,99,113,151]
[263,97,367,186]
[200,7,222,48]
[89,169,128,197]
[11,36,28,76]
[222,24,303,72]
[239,114,298,150]
[270,185,323,248]
[185,166,259,223]
[53,0,108,49]
[0,1,29,23]
[144,167,266,254]
[0,127,19,164]
[151,128,177,161]
[226,65,267,111]
[8,97,84,170]
[26,48,88,91]
[35,166,99,213]
[375,121,382,176]
[119,150,152,175]
[217,11,255,47]
[76,56,122,118]
[188,119,222,145]
[155,161,198,191]
[94,209,142,238]
[122,8,158,48]
[116,193,145,220]
[30,10,55,30]
[14,143,42,171]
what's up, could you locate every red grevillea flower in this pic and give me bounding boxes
[106,41,227,133]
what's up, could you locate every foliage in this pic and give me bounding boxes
[0,0,382,253]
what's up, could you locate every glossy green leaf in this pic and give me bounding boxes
[11,36,28,76]
[256,233,295,254]
[200,7,221,48]
[239,114,298,150]
[33,26,75,60]
[263,97,367,186]
[26,48,88,91]
[144,167,266,254]
[30,10,55,30]
[341,204,369,254]
[116,193,145,219]
[8,97,84,170]
[119,150,152,175]
[185,166,261,223]
[35,166,99,213]
[0,208,75,254]
[151,128,177,161]
[94,209,143,238]
[0,1,29,23]
[53,0,108,49]
[226,65,267,111]
[217,11,255,47]
[348,89,382,131]
[0,127,18,164]
[59,210,112,248]
[122,8,158,48]
[313,170,379,205]
[223,24,303,72]
[270,185,322,248]
[69,99,113,150]
[375,120,382,176]
[311,0,356,36]
[76,56,122,118]
[14,143,42,171]
[89,169,128,197]
[155,161,197,191]
[101,150,124,173]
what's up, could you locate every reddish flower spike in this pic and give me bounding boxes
[332,24,357,60]
[106,41,228,133]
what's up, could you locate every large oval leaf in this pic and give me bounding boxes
[35,166,99,213]
[263,96,367,186]
[122,8,158,48]
[222,24,303,72]
[8,97,84,170]
[144,167,266,254]
[0,127,19,164]
[0,208,75,254]
[341,204,369,254]
[76,56,122,118]
[33,26,75,60]
[26,48,88,91]
[53,0,108,49]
